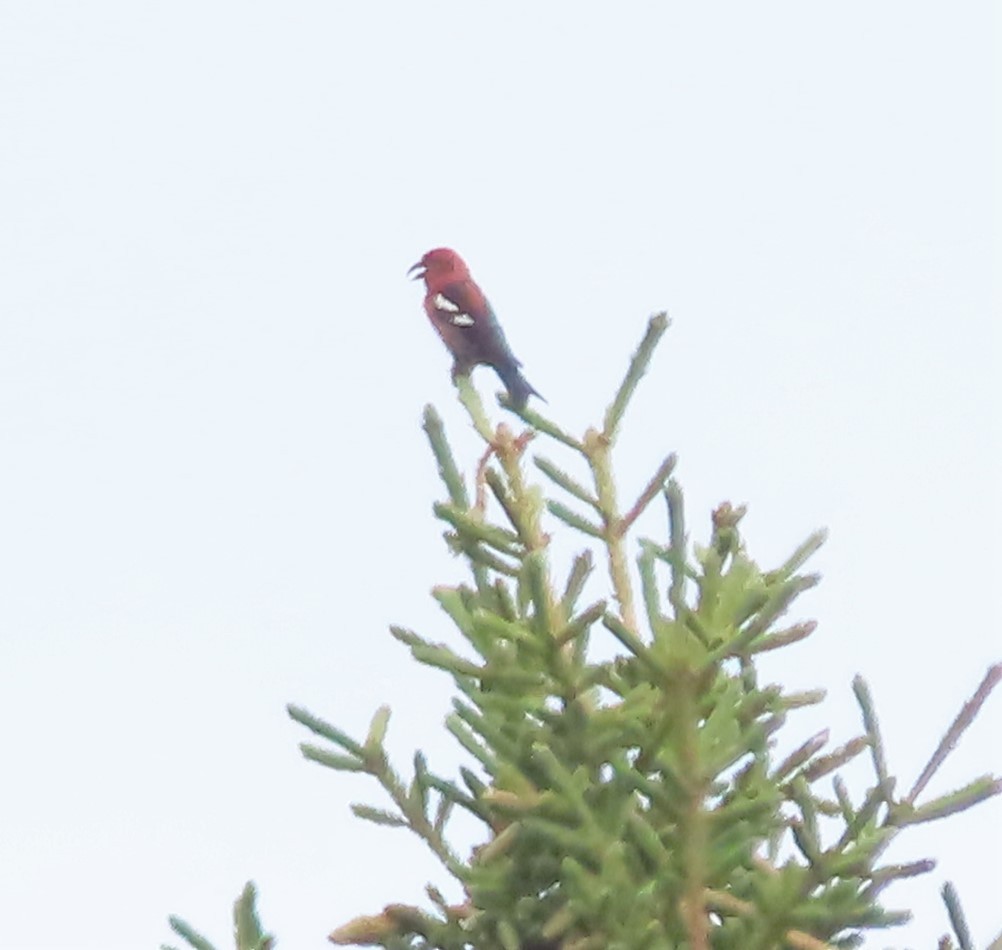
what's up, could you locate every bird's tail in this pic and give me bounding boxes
[497,363,543,411]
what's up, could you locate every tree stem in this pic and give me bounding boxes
[586,428,638,633]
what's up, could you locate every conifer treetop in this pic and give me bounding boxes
[167,315,1001,950]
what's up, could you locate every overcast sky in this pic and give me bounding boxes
[0,3,998,948]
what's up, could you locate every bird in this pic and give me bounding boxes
[408,247,542,409]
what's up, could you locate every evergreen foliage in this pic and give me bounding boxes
[165,316,1001,950]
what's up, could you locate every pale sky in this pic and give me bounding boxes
[0,3,998,949]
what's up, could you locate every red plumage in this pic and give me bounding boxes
[408,248,541,409]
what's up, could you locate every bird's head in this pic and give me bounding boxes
[407,247,471,290]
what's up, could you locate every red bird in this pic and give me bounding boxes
[408,248,541,409]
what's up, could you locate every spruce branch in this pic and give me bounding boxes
[559,551,594,615]
[603,311,670,440]
[895,775,1002,825]
[456,374,495,442]
[799,735,869,783]
[703,889,835,950]
[637,539,666,632]
[852,676,892,795]
[233,883,272,950]
[534,455,600,511]
[676,673,714,950]
[620,453,678,535]
[547,499,604,539]
[773,730,831,782]
[433,501,523,555]
[290,702,469,881]
[665,479,688,612]
[503,395,584,452]
[274,315,1002,948]
[768,529,828,581]
[422,404,469,508]
[474,440,497,512]
[907,663,1002,805]
[423,403,492,593]
[165,883,272,950]
[164,917,217,950]
[585,426,638,633]
[942,882,975,950]
[285,704,366,757]
[752,620,818,655]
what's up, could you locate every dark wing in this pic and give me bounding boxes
[426,281,520,371]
